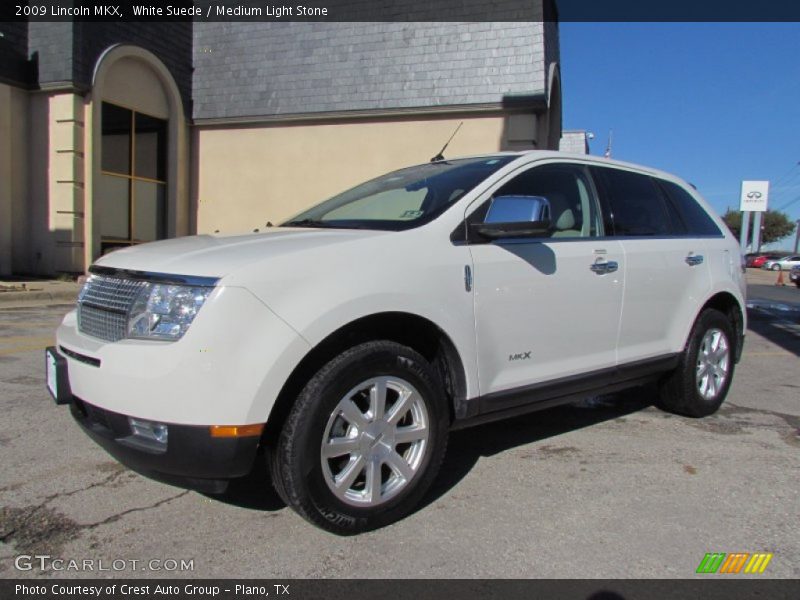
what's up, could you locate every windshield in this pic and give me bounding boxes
[282,156,516,231]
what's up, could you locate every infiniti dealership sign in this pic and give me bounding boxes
[739,180,769,212]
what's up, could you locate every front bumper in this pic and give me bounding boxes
[55,285,310,426]
[70,397,259,494]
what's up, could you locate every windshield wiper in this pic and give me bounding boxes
[281,219,339,228]
[282,219,381,230]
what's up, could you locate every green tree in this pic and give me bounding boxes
[722,209,796,246]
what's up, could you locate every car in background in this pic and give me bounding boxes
[790,265,800,288]
[748,254,780,268]
[762,255,800,271]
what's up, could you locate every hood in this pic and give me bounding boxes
[93,228,386,278]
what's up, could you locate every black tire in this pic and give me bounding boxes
[269,340,449,534]
[657,309,736,418]
[771,264,781,271]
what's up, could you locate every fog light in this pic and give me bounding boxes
[129,417,169,445]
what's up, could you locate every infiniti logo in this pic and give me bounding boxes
[747,191,762,199]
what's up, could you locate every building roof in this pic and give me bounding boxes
[193,22,551,122]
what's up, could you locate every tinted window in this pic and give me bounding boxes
[658,180,722,236]
[134,112,167,181]
[99,102,168,250]
[591,167,672,236]
[101,103,131,175]
[485,163,600,238]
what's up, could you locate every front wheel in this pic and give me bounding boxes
[657,309,736,417]
[771,264,781,271]
[269,341,449,534]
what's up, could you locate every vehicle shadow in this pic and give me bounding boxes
[209,451,287,511]
[209,388,656,517]
[417,387,656,512]
[746,307,800,358]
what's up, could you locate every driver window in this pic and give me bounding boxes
[490,164,600,238]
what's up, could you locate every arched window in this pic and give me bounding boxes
[99,102,168,253]
[88,45,188,264]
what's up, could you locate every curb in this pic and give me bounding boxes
[0,289,79,305]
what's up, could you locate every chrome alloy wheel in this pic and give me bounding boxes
[696,328,730,400]
[320,376,430,507]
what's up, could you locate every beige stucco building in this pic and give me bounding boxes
[0,7,562,276]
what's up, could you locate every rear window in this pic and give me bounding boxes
[657,180,722,237]
[590,167,673,236]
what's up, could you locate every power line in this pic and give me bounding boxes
[776,194,800,212]
[769,171,800,199]
[769,161,800,189]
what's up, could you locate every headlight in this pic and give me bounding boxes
[128,283,213,341]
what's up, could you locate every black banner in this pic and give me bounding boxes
[2,0,800,22]
[3,580,800,600]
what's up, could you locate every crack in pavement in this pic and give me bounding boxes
[36,467,128,506]
[0,467,190,555]
[84,491,190,529]
[0,468,128,542]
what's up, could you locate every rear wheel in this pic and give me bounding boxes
[269,340,448,534]
[657,309,735,417]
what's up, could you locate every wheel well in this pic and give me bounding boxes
[698,292,745,362]
[263,312,467,440]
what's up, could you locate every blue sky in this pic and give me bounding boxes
[560,22,800,248]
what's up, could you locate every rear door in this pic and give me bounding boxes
[590,167,712,363]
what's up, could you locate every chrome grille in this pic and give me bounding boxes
[77,275,148,342]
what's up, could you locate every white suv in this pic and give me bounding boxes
[47,151,746,534]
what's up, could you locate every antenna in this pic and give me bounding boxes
[430,122,463,162]
[604,130,613,158]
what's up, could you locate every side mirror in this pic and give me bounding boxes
[471,195,552,240]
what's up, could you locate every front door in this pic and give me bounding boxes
[467,162,624,407]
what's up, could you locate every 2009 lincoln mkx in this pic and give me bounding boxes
[47,151,746,534]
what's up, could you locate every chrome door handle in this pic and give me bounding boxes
[685,255,704,266]
[590,260,618,274]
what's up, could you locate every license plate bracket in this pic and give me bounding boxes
[45,347,73,405]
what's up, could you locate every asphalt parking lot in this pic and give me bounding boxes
[0,274,798,579]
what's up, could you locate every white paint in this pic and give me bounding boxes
[55,150,745,432]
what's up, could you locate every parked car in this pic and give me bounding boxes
[746,253,779,268]
[762,255,800,271]
[47,152,747,534]
[790,265,800,288]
